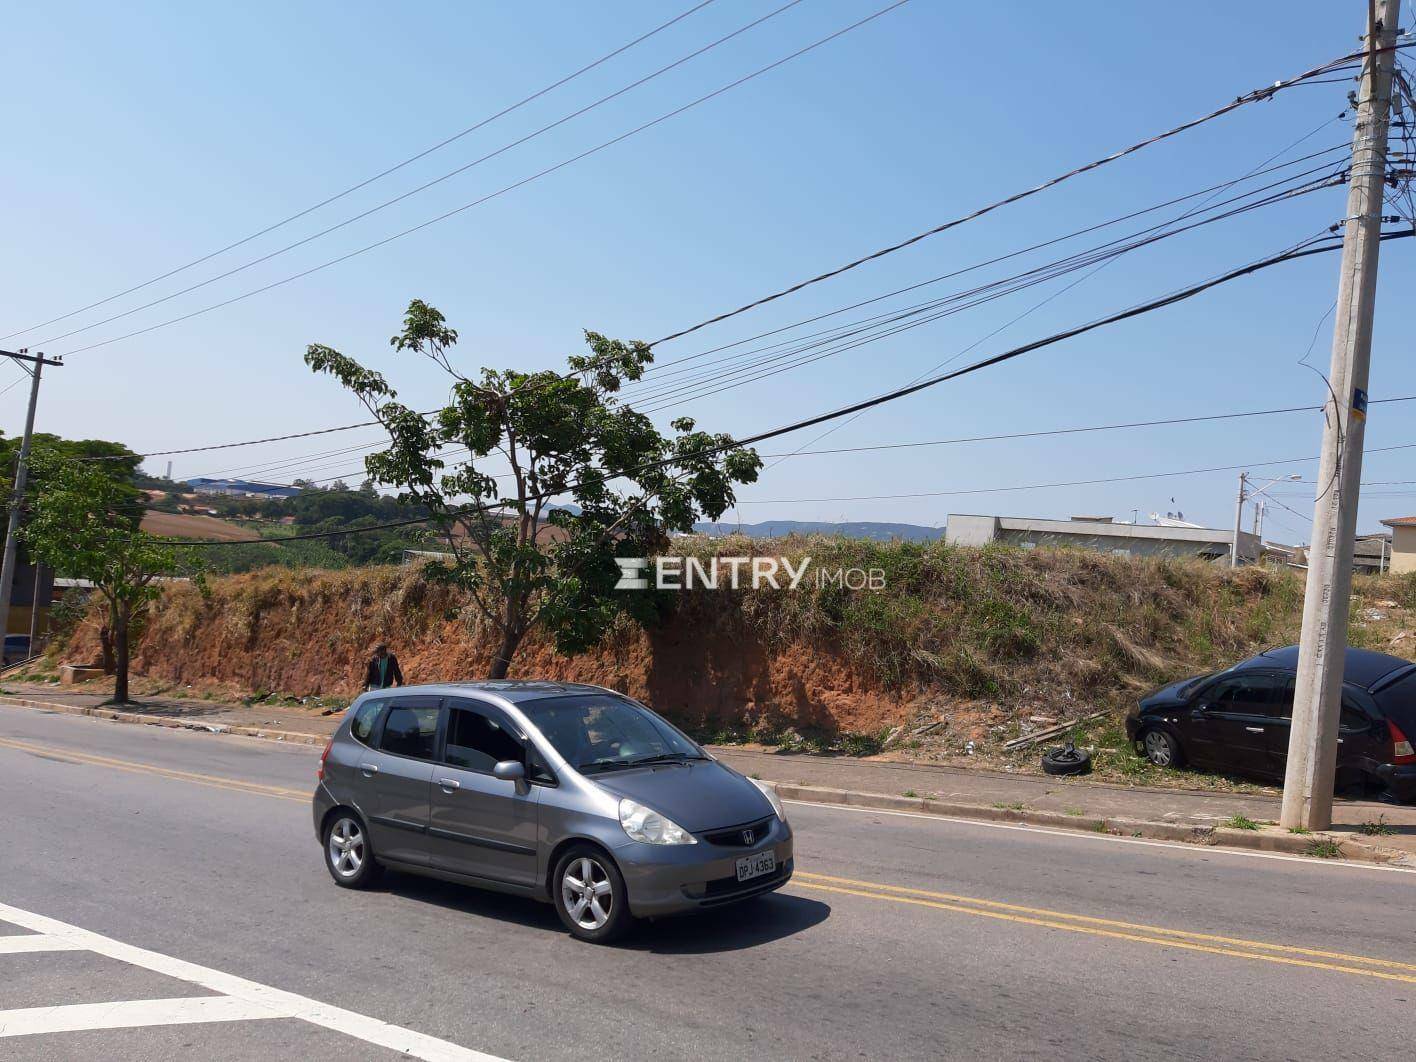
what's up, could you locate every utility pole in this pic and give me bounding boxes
[1230,472,1248,568]
[1281,0,1402,831]
[0,349,62,646]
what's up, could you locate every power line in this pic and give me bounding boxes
[152,231,1393,546]
[627,171,1341,410]
[33,0,809,349]
[632,141,1348,383]
[72,144,1344,463]
[730,444,1416,505]
[644,46,1389,348]
[59,1,913,359]
[177,396,1416,496]
[0,0,720,343]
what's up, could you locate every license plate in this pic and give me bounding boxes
[735,850,776,882]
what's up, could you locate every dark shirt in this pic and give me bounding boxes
[363,653,404,690]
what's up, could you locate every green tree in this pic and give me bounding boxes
[23,456,197,703]
[306,299,761,678]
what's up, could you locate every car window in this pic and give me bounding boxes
[350,699,386,746]
[444,702,524,774]
[521,693,704,773]
[1272,678,1295,721]
[379,703,440,760]
[1340,695,1371,733]
[1205,674,1278,716]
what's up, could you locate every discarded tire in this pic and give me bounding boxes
[1041,741,1092,776]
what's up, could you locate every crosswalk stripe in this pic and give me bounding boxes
[0,996,288,1037]
[0,935,86,955]
[0,901,505,1060]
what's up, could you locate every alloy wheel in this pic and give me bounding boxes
[561,856,613,931]
[1143,730,1173,767]
[328,818,365,878]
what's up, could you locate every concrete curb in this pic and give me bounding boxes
[0,695,328,747]
[767,782,1406,865]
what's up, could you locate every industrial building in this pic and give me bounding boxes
[945,514,1262,564]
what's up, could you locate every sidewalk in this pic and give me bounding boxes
[4,681,1413,865]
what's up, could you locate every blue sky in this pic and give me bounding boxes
[2,1,1411,540]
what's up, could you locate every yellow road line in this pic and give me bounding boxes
[4,733,1411,986]
[795,871,1416,973]
[0,737,308,802]
[792,877,1416,984]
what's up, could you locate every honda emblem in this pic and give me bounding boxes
[741,829,755,846]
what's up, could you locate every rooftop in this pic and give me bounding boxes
[1381,516,1416,528]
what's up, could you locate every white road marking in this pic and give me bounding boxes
[0,935,86,954]
[783,799,1416,875]
[0,996,286,1038]
[0,901,507,1059]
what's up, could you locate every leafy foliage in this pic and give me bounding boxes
[305,300,761,677]
[23,455,200,702]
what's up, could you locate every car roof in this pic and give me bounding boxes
[370,680,619,704]
[1247,645,1415,690]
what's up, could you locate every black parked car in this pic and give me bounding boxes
[1126,646,1416,803]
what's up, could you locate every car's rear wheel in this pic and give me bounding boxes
[1141,727,1184,768]
[553,846,632,944]
[323,811,383,889]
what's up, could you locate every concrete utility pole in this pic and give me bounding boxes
[1281,0,1402,831]
[1230,472,1248,568]
[0,349,61,646]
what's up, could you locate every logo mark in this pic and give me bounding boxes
[740,829,755,846]
[613,558,649,590]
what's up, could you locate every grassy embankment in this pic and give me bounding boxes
[38,536,1416,786]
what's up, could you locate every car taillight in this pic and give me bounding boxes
[317,736,334,780]
[1389,720,1416,765]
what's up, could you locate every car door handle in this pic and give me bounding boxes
[1244,727,1265,734]
[437,777,461,792]
[358,762,379,776]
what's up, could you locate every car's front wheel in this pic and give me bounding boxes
[323,811,383,889]
[553,846,632,944]
[1140,727,1184,768]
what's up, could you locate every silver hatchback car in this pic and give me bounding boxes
[313,681,793,942]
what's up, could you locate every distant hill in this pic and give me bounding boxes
[692,519,944,543]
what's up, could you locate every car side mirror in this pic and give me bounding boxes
[493,760,526,783]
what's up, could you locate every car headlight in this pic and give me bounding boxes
[750,777,787,822]
[618,798,696,845]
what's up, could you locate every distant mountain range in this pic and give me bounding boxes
[692,519,945,542]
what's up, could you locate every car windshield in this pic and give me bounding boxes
[521,694,705,773]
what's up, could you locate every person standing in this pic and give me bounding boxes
[362,643,404,691]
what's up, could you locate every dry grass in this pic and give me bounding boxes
[49,537,1416,770]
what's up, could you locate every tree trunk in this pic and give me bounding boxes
[113,609,130,705]
[487,627,523,680]
[98,625,115,675]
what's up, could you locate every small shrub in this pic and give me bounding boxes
[1222,814,1260,831]
[1305,839,1343,859]
[1357,816,1394,837]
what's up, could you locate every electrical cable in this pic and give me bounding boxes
[0,0,720,343]
[30,0,808,349]
[152,230,1405,545]
[57,1,913,358]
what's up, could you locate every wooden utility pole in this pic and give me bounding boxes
[0,349,62,646]
[1281,0,1402,831]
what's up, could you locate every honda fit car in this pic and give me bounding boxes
[312,682,793,942]
[1126,646,1416,802]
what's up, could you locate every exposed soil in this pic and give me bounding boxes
[51,540,1416,761]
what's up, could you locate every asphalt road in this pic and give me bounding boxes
[1,704,1413,1061]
